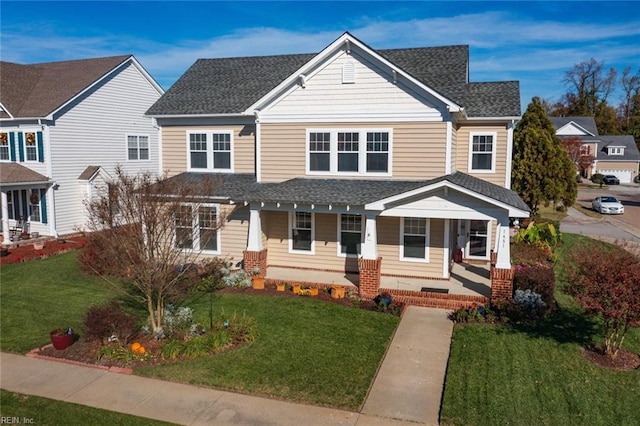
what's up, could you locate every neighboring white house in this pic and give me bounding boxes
[0,55,164,242]
[551,116,640,183]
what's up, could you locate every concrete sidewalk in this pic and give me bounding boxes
[0,306,452,425]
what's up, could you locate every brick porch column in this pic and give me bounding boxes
[243,249,268,277]
[358,257,382,299]
[490,251,514,302]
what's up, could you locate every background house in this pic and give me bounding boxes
[551,116,640,183]
[0,55,164,241]
[147,32,529,304]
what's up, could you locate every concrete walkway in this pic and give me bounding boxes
[0,307,452,425]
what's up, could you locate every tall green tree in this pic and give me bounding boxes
[512,97,576,214]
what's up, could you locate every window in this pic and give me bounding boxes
[7,191,14,220]
[401,217,429,262]
[0,133,9,161]
[366,132,389,172]
[175,204,219,252]
[309,132,330,171]
[307,129,392,175]
[127,135,149,160]
[579,144,591,156]
[469,133,496,172]
[339,214,362,256]
[608,147,624,155]
[24,132,38,161]
[187,131,233,172]
[29,190,40,222]
[337,132,359,172]
[290,212,313,253]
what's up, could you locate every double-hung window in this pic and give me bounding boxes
[0,133,9,161]
[401,217,429,262]
[175,204,220,253]
[127,135,150,160]
[188,131,233,172]
[307,129,392,175]
[469,133,496,173]
[290,212,313,253]
[339,214,362,256]
[24,132,38,161]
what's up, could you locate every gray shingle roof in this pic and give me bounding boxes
[0,56,131,118]
[550,116,599,136]
[78,166,101,181]
[597,135,640,161]
[0,163,50,185]
[147,38,520,118]
[162,171,528,212]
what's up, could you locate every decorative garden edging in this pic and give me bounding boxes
[26,344,133,374]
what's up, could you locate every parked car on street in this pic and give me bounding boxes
[592,196,625,214]
[603,175,620,185]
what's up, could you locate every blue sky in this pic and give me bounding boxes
[2,1,639,112]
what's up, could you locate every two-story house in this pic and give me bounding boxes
[551,116,640,183]
[0,55,164,242]
[147,33,529,305]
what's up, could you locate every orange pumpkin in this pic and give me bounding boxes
[136,346,146,354]
[131,342,142,352]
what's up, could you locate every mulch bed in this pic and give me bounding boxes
[582,346,640,371]
[0,236,86,265]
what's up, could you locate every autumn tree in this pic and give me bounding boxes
[80,167,224,333]
[512,97,576,214]
[561,136,594,177]
[565,241,640,359]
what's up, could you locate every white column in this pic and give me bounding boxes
[1,191,10,245]
[360,212,378,260]
[247,206,263,251]
[495,216,511,269]
[442,218,450,278]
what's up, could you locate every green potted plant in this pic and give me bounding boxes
[50,327,74,350]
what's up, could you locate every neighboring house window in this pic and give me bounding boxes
[309,132,331,172]
[469,133,496,172]
[175,204,220,253]
[29,190,40,222]
[307,129,392,175]
[24,132,38,161]
[579,145,591,156]
[366,132,389,172]
[187,131,233,172]
[0,133,9,160]
[127,135,149,160]
[339,214,362,256]
[7,191,14,220]
[400,217,430,262]
[608,147,624,155]
[337,132,359,172]
[290,212,313,253]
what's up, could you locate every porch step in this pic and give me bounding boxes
[388,289,488,310]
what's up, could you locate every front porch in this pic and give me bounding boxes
[264,261,491,309]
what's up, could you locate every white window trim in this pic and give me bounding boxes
[175,203,221,255]
[0,132,10,162]
[336,213,364,258]
[22,131,40,163]
[126,134,151,161]
[468,132,497,174]
[186,130,234,173]
[608,146,624,155]
[306,128,392,177]
[399,217,430,263]
[288,211,315,255]
[465,219,492,260]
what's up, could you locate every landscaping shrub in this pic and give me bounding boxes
[511,242,554,266]
[449,304,496,324]
[83,300,139,345]
[513,264,556,308]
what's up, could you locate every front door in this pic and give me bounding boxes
[467,220,489,258]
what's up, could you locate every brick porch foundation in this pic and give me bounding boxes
[243,249,268,277]
[490,251,514,302]
[358,257,382,299]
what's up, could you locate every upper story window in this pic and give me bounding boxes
[468,132,496,173]
[187,131,233,172]
[0,133,9,161]
[608,147,624,156]
[24,132,39,162]
[307,129,392,176]
[579,144,591,156]
[127,135,150,161]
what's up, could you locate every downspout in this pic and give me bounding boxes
[40,119,58,237]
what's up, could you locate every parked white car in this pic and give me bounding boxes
[592,196,624,214]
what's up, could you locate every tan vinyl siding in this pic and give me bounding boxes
[455,124,509,187]
[260,121,448,182]
[596,161,639,171]
[219,204,249,267]
[161,124,255,176]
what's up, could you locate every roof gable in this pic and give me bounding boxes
[550,117,598,137]
[597,135,640,161]
[1,55,162,119]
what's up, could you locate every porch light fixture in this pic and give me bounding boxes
[328,204,332,210]
[294,203,297,209]
[346,205,350,211]
[392,69,398,84]
[277,202,280,208]
[299,74,307,88]
[311,204,315,210]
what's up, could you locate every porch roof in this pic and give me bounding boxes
[0,163,50,186]
[242,172,529,213]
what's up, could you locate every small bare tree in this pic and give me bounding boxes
[81,167,225,333]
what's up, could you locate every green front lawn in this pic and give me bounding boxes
[0,252,398,410]
[0,390,175,425]
[441,234,640,425]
